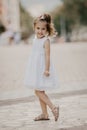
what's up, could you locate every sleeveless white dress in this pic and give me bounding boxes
[24,35,58,91]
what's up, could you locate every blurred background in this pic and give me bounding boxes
[0,0,87,45]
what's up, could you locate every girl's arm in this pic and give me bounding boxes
[44,39,50,76]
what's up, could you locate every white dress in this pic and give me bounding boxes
[24,35,58,91]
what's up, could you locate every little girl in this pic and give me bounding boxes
[24,13,59,121]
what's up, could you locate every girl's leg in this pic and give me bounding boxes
[35,90,59,121]
[35,90,55,110]
[39,98,49,117]
[35,90,49,117]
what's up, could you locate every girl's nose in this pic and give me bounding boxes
[39,30,42,33]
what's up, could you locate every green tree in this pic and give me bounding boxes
[62,0,87,25]
[52,0,87,36]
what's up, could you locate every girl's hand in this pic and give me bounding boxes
[43,71,50,77]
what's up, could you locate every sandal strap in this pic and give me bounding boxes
[34,114,49,121]
[52,106,59,121]
[35,114,44,120]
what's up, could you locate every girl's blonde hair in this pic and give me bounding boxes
[33,13,57,36]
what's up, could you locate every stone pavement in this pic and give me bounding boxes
[0,93,87,130]
[0,42,87,130]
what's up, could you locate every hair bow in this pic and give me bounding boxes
[40,15,45,20]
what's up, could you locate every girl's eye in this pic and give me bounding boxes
[37,27,40,30]
[42,28,45,30]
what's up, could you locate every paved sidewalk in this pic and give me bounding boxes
[0,92,87,130]
[0,42,87,129]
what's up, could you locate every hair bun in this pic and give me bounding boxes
[44,14,51,24]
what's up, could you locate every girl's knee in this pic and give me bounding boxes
[35,90,40,95]
[34,90,45,95]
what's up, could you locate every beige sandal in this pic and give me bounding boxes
[34,114,50,121]
[52,106,59,121]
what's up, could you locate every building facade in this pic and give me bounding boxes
[0,0,20,32]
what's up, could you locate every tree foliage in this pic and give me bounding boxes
[52,0,87,35]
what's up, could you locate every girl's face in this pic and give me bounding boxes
[34,21,47,39]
